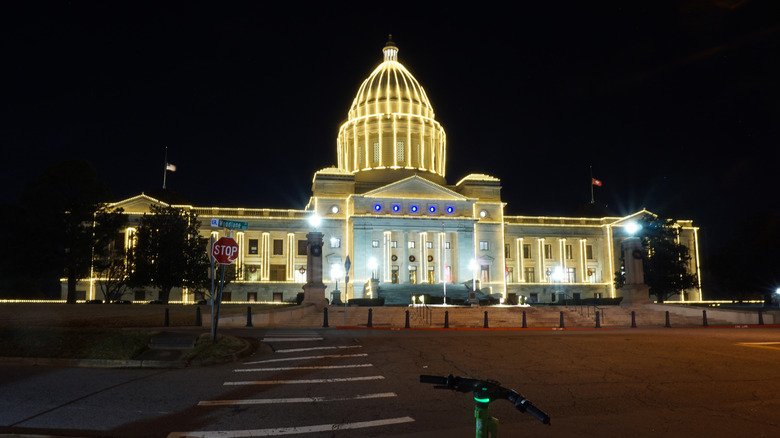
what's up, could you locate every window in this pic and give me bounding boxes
[523,244,531,259]
[586,245,594,260]
[566,268,576,283]
[372,240,380,248]
[358,148,363,166]
[396,141,404,161]
[298,240,308,256]
[565,244,573,260]
[222,292,232,302]
[426,241,433,249]
[479,241,489,251]
[273,239,283,255]
[391,241,398,248]
[273,292,283,303]
[373,142,380,163]
[408,241,415,249]
[524,267,535,282]
[505,244,510,258]
[506,266,514,282]
[445,242,451,249]
[269,264,286,281]
[391,266,399,284]
[544,244,553,259]
[330,237,341,248]
[247,292,257,302]
[248,239,258,255]
[480,265,489,283]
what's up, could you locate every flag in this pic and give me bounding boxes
[592,178,602,187]
[166,163,177,172]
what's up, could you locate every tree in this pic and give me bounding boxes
[127,204,210,303]
[639,217,699,303]
[92,208,130,302]
[12,161,124,302]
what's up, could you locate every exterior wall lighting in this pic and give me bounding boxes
[392,204,401,212]
[446,206,454,214]
[374,204,382,212]
[411,205,418,213]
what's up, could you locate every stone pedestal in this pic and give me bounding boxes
[302,231,328,307]
[620,237,651,304]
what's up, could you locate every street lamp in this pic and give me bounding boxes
[368,257,378,280]
[626,221,642,235]
[309,214,322,230]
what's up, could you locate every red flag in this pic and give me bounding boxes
[592,178,602,187]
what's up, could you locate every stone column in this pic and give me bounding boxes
[302,231,328,307]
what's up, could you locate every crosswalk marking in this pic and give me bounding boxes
[225,375,385,385]
[167,416,415,437]
[244,353,367,365]
[274,345,361,353]
[198,392,397,406]
[234,364,373,372]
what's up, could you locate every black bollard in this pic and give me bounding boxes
[367,308,373,327]
[405,310,410,329]
[665,311,671,328]
[522,311,527,328]
[323,308,329,328]
[164,308,170,327]
[444,310,450,328]
[559,311,565,329]
[595,311,601,328]
[631,310,637,328]
[758,310,764,325]
[246,306,253,327]
[702,310,708,327]
[196,306,202,327]
[484,311,489,328]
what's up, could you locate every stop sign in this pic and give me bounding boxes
[212,237,239,265]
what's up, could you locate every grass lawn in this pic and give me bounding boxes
[0,303,285,360]
[0,327,156,359]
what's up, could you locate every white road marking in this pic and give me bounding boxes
[243,353,367,365]
[224,375,385,386]
[198,392,397,406]
[275,345,361,353]
[234,364,373,372]
[167,416,415,437]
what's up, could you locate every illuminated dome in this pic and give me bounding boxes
[337,37,447,186]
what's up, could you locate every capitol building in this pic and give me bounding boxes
[69,39,703,304]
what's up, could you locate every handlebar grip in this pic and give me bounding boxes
[520,401,551,425]
[420,374,448,385]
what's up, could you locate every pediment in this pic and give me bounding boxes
[111,194,169,213]
[362,175,468,201]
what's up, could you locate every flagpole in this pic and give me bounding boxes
[163,146,168,189]
[590,165,594,204]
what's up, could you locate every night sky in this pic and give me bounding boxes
[3,1,779,258]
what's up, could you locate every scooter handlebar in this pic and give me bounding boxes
[420,374,449,385]
[420,374,551,425]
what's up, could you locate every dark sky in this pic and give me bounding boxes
[3,1,779,257]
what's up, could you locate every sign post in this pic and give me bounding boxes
[211,236,239,343]
[344,255,351,326]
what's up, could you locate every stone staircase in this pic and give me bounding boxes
[376,283,485,305]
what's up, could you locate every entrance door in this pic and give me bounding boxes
[408,266,417,284]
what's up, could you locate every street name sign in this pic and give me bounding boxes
[210,218,249,230]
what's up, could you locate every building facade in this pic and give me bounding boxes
[66,39,703,304]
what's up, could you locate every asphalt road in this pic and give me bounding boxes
[1,327,779,437]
